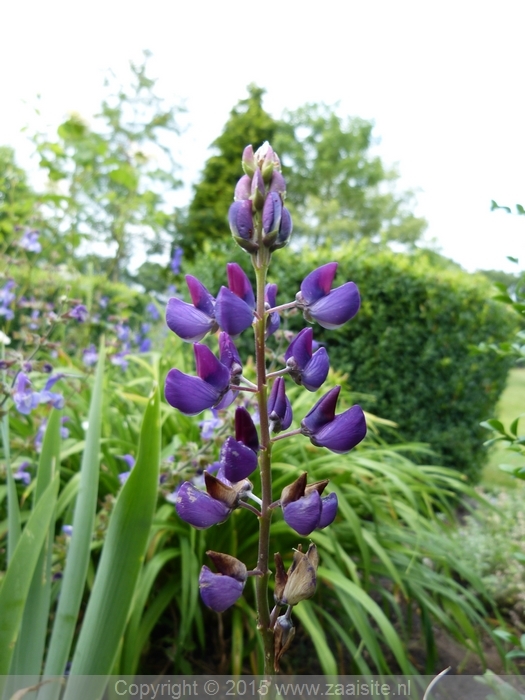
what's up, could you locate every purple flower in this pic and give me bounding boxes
[199,552,247,613]
[62,525,73,537]
[199,409,223,440]
[296,262,360,330]
[111,351,129,370]
[69,304,89,323]
[19,229,42,253]
[14,461,31,485]
[280,473,338,536]
[165,343,233,415]
[170,247,183,275]
[138,337,152,353]
[301,386,367,453]
[265,284,280,337]
[166,275,218,343]
[218,332,243,385]
[220,407,259,482]
[119,454,135,469]
[228,200,256,252]
[39,374,65,409]
[174,472,237,529]
[13,372,40,415]
[215,263,255,337]
[146,302,160,321]
[285,328,329,392]
[0,280,16,320]
[267,377,292,434]
[83,345,98,367]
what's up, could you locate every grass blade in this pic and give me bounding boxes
[41,343,106,685]
[0,474,59,680]
[63,382,160,696]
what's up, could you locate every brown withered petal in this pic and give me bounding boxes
[206,551,247,581]
[304,479,329,497]
[280,472,307,506]
[281,543,319,606]
[274,552,287,604]
[205,471,238,509]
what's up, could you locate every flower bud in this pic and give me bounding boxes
[274,614,295,672]
[228,200,258,253]
[234,174,252,201]
[250,168,265,211]
[242,145,256,177]
[262,192,283,247]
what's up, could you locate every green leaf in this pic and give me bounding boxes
[9,410,62,679]
[41,343,106,684]
[0,474,59,678]
[63,383,160,696]
[108,164,139,190]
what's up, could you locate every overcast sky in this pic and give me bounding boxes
[2,0,524,272]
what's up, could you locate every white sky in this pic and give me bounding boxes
[1,0,524,273]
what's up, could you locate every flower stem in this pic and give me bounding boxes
[252,244,275,675]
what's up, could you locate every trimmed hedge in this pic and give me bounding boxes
[268,244,515,481]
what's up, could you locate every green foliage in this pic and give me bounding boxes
[177,85,278,255]
[33,53,183,280]
[451,488,525,615]
[0,148,36,243]
[274,103,426,247]
[267,243,516,481]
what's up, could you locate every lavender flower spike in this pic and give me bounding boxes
[165,343,232,415]
[301,386,367,454]
[296,262,360,330]
[199,551,248,612]
[166,275,218,343]
[285,328,329,392]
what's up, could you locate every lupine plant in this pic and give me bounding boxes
[164,143,367,673]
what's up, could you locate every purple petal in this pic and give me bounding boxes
[302,348,330,392]
[228,200,254,240]
[175,482,231,529]
[268,377,293,431]
[269,171,286,195]
[226,263,255,308]
[283,490,322,536]
[234,175,251,201]
[166,297,215,343]
[300,263,339,304]
[221,436,258,482]
[194,344,231,391]
[218,332,243,374]
[318,493,338,528]
[186,275,216,317]
[199,566,245,612]
[301,386,340,435]
[165,369,221,415]
[309,282,361,330]
[262,191,282,236]
[235,406,259,452]
[310,405,367,453]
[285,328,313,369]
[215,287,254,336]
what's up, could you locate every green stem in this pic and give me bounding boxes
[252,241,275,675]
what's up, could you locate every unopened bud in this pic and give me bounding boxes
[234,175,252,201]
[250,168,265,211]
[242,145,255,177]
[274,614,295,672]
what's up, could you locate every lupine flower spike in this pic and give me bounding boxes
[164,141,366,673]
